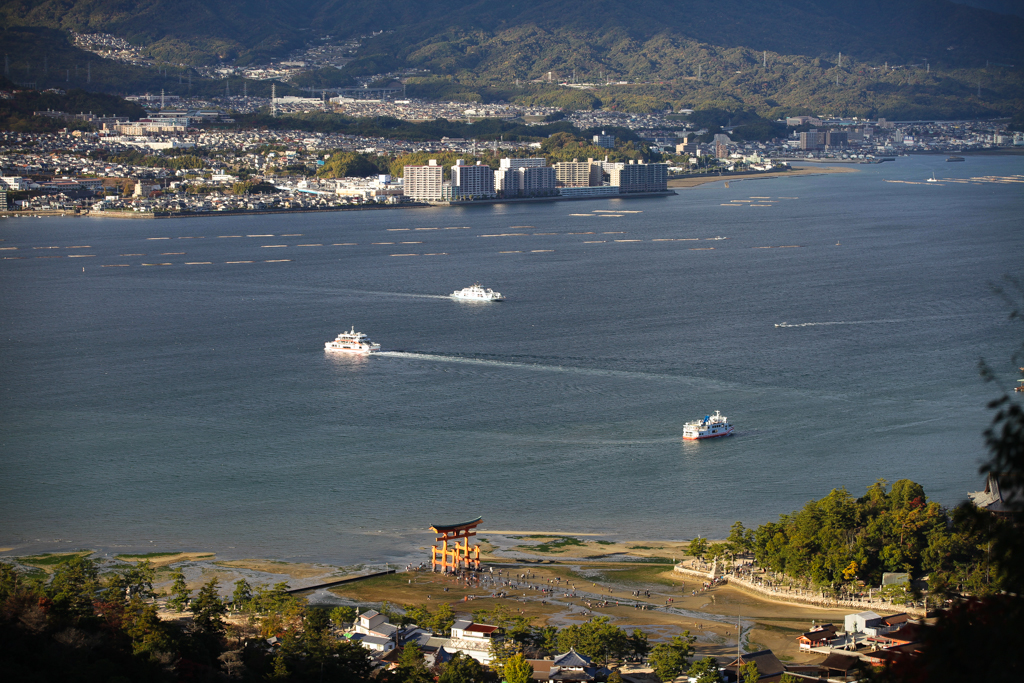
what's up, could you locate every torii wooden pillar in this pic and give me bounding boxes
[430,517,482,572]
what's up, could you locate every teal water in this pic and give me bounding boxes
[1,156,1022,565]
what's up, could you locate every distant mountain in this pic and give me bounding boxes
[2,0,1021,119]
[3,0,1023,67]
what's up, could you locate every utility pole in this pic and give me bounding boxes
[763,51,767,67]
[698,64,702,80]
[838,51,842,68]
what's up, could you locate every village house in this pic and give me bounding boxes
[445,619,501,664]
[528,649,602,682]
[797,624,838,650]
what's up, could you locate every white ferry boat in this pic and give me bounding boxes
[682,411,734,440]
[325,327,381,354]
[451,283,504,301]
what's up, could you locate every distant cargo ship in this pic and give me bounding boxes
[947,156,966,162]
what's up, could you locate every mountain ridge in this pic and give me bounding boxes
[4,0,1023,67]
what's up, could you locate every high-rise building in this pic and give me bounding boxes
[499,158,547,170]
[799,130,823,150]
[825,130,848,148]
[495,165,557,197]
[593,131,615,149]
[494,168,520,197]
[403,160,444,201]
[451,160,495,199]
[518,166,557,196]
[553,158,603,187]
[607,160,668,193]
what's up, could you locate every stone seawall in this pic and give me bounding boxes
[674,564,928,617]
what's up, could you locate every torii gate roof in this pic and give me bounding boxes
[430,517,483,533]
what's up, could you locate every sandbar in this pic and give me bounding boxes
[668,165,856,189]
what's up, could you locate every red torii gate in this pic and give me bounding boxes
[430,517,482,572]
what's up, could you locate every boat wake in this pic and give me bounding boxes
[333,289,450,300]
[774,316,948,328]
[376,351,714,385]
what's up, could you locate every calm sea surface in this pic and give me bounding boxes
[2,156,1022,565]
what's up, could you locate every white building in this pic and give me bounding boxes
[451,159,495,199]
[499,157,547,170]
[496,164,557,197]
[445,620,500,664]
[593,131,615,149]
[607,160,668,192]
[519,166,557,196]
[403,161,444,201]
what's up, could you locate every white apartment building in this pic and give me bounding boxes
[451,160,495,199]
[519,166,557,196]
[553,159,603,187]
[495,164,557,198]
[607,160,669,193]
[403,160,444,201]
[499,158,547,170]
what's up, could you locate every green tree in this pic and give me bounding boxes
[648,633,695,681]
[689,537,708,561]
[190,578,227,634]
[305,606,331,634]
[168,567,190,611]
[629,628,650,660]
[103,560,155,604]
[728,522,753,556]
[740,660,759,683]
[489,637,519,680]
[331,604,357,627]
[504,652,535,683]
[432,602,456,635]
[688,657,725,683]
[393,643,432,683]
[556,617,630,665]
[124,598,177,660]
[439,652,487,683]
[48,555,100,620]
[231,578,252,611]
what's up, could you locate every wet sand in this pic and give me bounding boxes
[668,165,856,189]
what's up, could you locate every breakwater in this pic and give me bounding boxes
[674,565,928,617]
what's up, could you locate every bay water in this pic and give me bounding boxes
[2,155,1022,566]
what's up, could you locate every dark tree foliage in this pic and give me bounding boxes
[870,292,1024,682]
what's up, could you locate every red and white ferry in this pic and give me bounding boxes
[682,411,734,440]
[325,327,381,354]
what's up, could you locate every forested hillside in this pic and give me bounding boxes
[2,0,1022,117]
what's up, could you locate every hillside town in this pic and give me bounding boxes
[2,97,1020,216]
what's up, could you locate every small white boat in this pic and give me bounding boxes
[682,411,734,440]
[451,283,504,301]
[926,172,938,183]
[325,327,381,354]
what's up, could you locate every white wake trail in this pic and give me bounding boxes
[774,315,954,328]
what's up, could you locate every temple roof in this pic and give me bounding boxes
[553,649,592,668]
[430,517,483,532]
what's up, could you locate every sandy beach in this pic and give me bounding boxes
[668,165,857,189]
